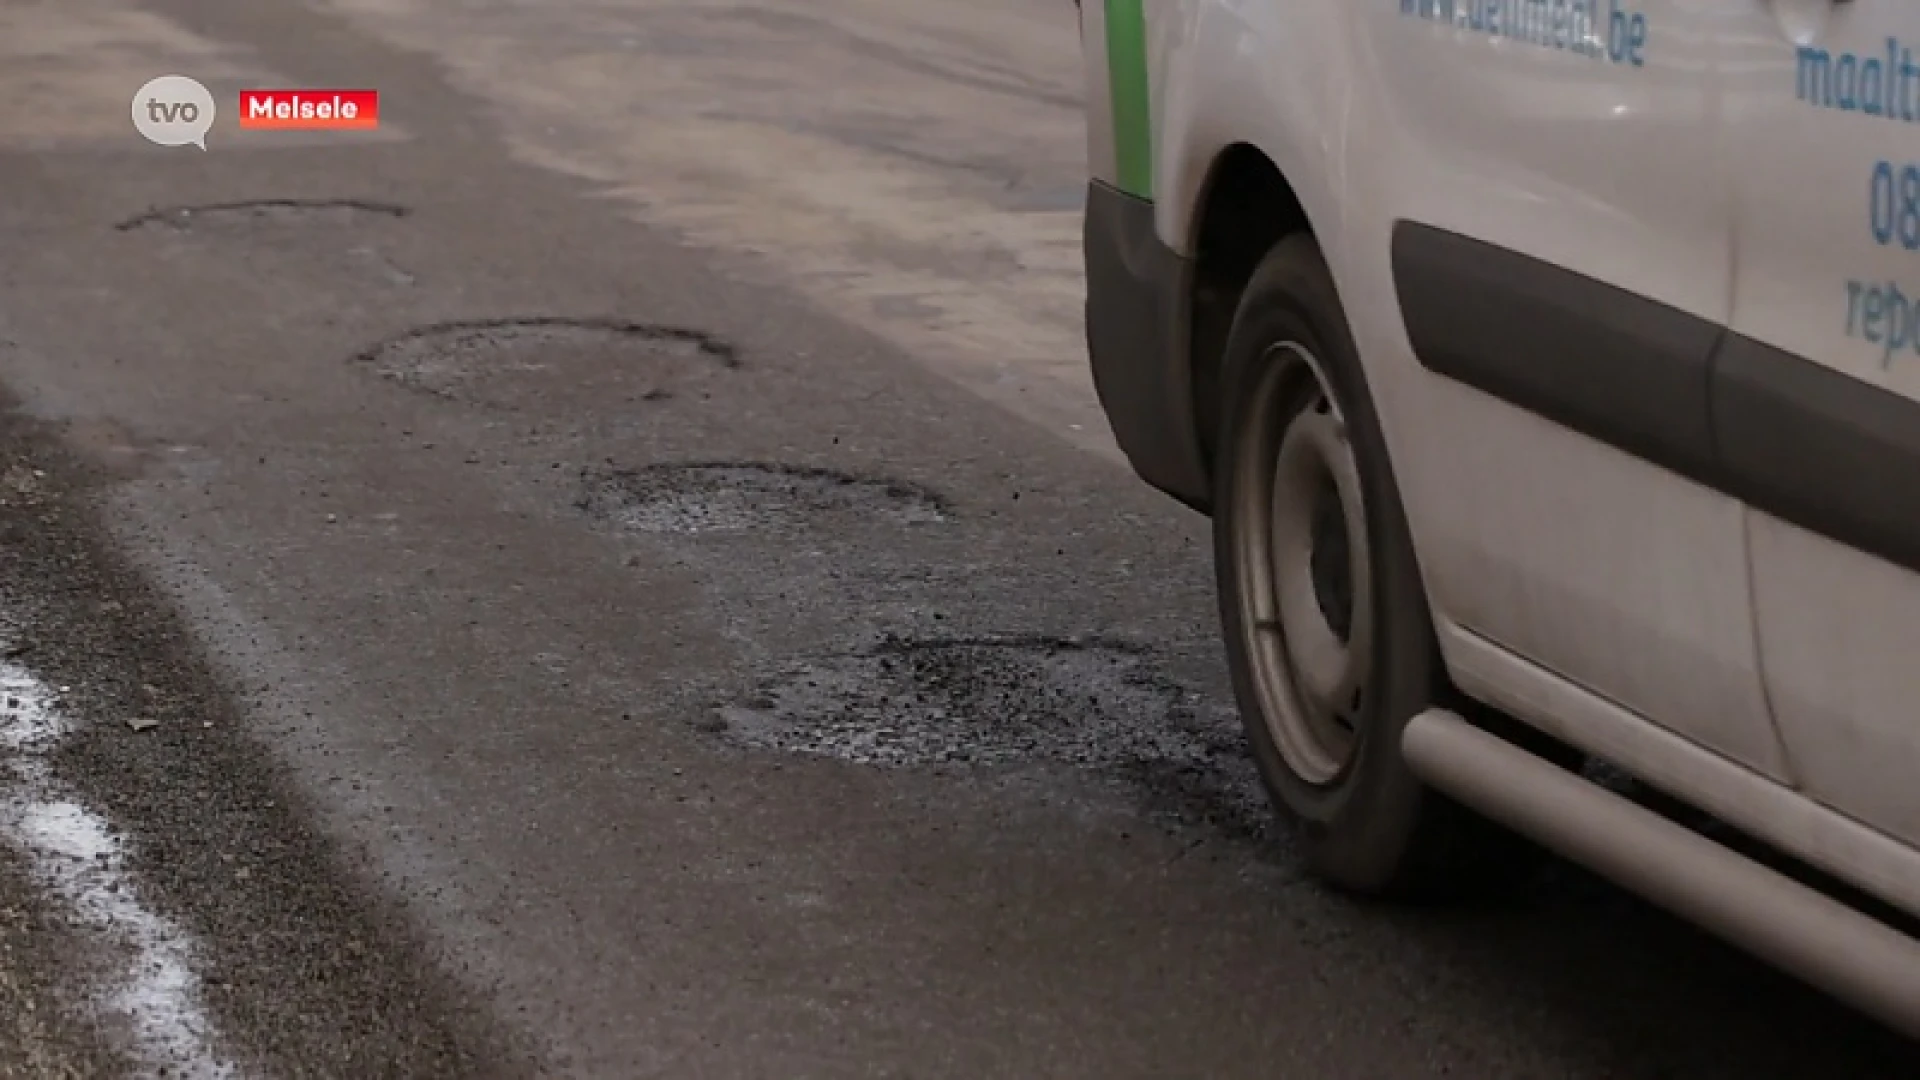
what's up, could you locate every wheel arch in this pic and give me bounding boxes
[1183,143,1315,478]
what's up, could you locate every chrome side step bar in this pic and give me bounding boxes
[1402,709,1920,1039]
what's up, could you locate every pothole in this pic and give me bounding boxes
[579,462,950,533]
[711,635,1267,837]
[112,199,410,232]
[349,317,736,410]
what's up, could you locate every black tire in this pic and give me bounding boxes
[1211,234,1544,899]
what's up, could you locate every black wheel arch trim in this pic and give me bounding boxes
[1083,180,1211,511]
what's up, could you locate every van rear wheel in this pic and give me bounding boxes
[1212,235,1543,899]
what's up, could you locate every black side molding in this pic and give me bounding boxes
[1716,336,1920,573]
[1392,220,1920,574]
[1391,221,1724,486]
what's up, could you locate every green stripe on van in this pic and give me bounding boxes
[1104,0,1152,199]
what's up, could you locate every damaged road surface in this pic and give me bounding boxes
[0,423,525,1077]
[1,0,1918,1076]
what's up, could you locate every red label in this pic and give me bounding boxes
[237,90,380,130]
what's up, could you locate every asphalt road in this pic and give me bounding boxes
[0,0,1917,1076]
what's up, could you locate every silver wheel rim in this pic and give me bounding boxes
[1228,342,1374,786]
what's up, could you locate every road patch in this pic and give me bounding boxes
[579,461,951,534]
[712,633,1269,839]
[113,199,410,232]
[350,317,735,410]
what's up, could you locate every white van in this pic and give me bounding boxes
[1078,0,1920,1034]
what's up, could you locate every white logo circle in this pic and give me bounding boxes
[132,76,216,150]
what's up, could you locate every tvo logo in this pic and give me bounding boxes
[132,75,216,150]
